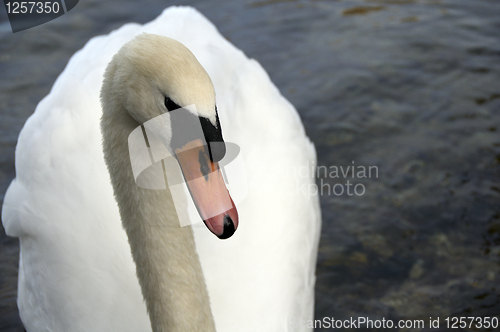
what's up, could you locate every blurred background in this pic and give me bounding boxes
[1,0,499,331]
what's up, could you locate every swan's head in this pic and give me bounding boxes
[101,33,238,239]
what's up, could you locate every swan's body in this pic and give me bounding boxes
[2,7,320,332]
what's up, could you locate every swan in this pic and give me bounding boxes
[2,6,321,332]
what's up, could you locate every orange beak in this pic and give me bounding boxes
[175,139,239,239]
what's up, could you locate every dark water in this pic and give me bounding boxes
[1,0,500,331]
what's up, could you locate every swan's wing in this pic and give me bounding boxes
[195,47,321,332]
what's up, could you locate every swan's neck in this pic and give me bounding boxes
[101,107,216,332]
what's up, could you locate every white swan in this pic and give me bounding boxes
[2,6,321,332]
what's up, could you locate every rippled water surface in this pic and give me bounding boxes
[1,0,500,331]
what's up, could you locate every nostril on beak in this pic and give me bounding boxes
[218,215,235,239]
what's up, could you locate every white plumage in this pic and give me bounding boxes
[2,6,321,331]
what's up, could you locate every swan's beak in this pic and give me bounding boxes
[175,139,239,239]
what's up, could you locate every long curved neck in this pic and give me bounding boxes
[101,103,216,332]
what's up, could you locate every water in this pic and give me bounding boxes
[1,0,499,330]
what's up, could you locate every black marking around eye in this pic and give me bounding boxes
[199,107,226,162]
[199,150,210,181]
[168,104,227,163]
[165,97,181,112]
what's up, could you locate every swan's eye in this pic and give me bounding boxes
[165,97,181,112]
